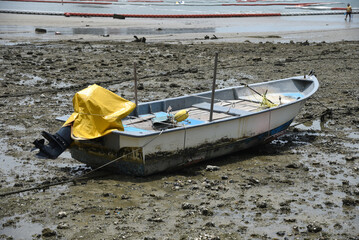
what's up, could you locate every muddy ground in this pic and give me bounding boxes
[0,40,358,240]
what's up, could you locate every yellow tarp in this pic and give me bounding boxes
[64,84,136,140]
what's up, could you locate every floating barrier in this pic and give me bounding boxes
[4,0,112,4]
[1,9,357,18]
[233,1,341,6]
[0,9,64,15]
[281,11,358,16]
[63,11,357,18]
[223,3,323,6]
[64,12,283,17]
[64,12,114,17]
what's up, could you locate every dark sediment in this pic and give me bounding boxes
[0,40,358,239]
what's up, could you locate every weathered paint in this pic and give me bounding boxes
[70,119,293,176]
[65,75,319,176]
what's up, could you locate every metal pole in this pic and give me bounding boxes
[134,62,138,117]
[209,53,218,122]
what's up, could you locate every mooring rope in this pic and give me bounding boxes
[0,130,164,197]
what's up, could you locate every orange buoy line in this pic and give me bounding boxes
[64,12,114,17]
[330,7,346,10]
[73,0,118,2]
[63,10,358,18]
[4,0,113,4]
[64,12,282,17]
[223,3,329,6]
[1,9,356,18]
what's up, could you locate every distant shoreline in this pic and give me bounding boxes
[0,13,358,43]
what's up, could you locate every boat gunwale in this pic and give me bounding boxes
[113,75,319,138]
[55,75,319,138]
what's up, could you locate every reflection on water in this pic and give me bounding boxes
[293,119,325,131]
[73,26,214,35]
[1,15,358,39]
[0,25,215,37]
[0,215,46,239]
[0,0,356,15]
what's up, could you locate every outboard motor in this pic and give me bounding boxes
[32,125,73,159]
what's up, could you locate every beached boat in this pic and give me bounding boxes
[48,73,318,176]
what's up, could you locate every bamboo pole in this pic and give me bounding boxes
[134,62,138,117]
[209,53,218,122]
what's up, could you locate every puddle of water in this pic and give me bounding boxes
[347,132,359,139]
[6,125,27,131]
[300,151,358,185]
[18,74,46,86]
[0,138,23,172]
[17,73,76,89]
[0,135,80,188]
[0,215,47,239]
[342,141,359,153]
[293,119,324,131]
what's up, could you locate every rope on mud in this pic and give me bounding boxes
[289,97,332,129]
[0,130,164,197]
[311,95,331,111]
[0,72,161,98]
[0,58,321,99]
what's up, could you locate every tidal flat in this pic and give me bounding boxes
[0,40,358,239]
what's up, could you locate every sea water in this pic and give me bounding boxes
[0,0,357,15]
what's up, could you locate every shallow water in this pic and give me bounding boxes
[0,214,48,239]
[1,0,356,15]
[1,15,358,38]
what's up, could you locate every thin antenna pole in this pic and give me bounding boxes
[134,62,138,117]
[209,53,218,122]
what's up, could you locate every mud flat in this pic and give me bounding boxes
[0,37,359,239]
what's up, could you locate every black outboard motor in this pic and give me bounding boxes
[32,125,73,159]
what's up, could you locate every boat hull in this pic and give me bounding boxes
[65,75,318,176]
[69,118,293,176]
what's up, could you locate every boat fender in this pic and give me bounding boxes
[174,110,189,122]
[32,125,73,159]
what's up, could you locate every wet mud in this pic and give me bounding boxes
[0,40,358,239]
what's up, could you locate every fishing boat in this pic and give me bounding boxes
[34,72,319,176]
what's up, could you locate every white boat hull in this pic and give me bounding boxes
[67,75,318,176]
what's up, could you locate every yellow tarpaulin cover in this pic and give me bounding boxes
[64,84,136,140]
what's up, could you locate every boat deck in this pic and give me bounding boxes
[122,94,293,132]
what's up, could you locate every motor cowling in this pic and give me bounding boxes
[32,125,73,159]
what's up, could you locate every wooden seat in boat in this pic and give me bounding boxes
[192,102,251,116]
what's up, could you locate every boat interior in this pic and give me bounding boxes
[122,79,308,133]
[56,77,315,134]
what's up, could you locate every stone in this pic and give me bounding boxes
[181,202,195,210]
[307,224,322,233]
[206,165,220,171]
[57,211,67,219]
[342,197,358,206]
[57,223,70,229]
[42,228,57,237]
